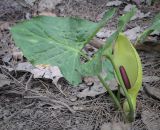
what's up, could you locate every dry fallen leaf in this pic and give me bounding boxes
[33,65,62,80]
[16,62,34,72]
[77,77,117,98]
[16,62,63,84]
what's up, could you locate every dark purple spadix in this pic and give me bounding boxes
[119,66,131,89]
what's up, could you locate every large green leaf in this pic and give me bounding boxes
[74,7,136,77]
[11,9,115,85]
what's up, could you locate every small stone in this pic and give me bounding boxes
[69,96,77,102]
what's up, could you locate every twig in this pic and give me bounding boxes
[0,66,75,114]
[25,74,33,90]
[0,66,25,88]
[24,95,75,114]
[56,84,67,97]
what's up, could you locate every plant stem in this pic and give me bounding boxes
[98,75,120,108]
[97,75,125,115]
[108,56,134,122]
[117,85,120,102]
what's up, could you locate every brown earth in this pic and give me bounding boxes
[0,0,160,130]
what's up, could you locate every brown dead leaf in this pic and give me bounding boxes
[16,62,63,84]
[77,77,117,98]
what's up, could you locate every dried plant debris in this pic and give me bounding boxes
[77,78,117,98]
[15,62,63,83]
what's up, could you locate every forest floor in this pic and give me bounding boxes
[0,0,160,130]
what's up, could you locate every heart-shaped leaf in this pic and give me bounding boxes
[11,9,116,85]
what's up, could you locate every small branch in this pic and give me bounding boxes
[24,95,75,114]
[25,74,33,91]
[117,85,120,103]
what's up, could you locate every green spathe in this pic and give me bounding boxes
[113,33,142,113]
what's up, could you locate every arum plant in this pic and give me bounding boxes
[103,33,142,122]
[11,7,142,122]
